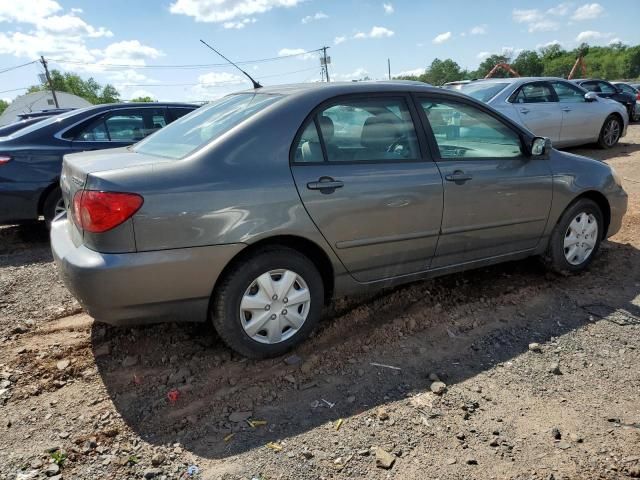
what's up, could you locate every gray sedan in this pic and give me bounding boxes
[51,82,627,358]
[456,77,628,148]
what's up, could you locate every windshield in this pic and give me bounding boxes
[133,93,282,159]
[458,82,509,102]
[6,107,93,139]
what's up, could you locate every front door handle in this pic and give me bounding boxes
[562,107,572,112]
[307,176,344,193]
[445,171,473,184]
[520,108,530,114]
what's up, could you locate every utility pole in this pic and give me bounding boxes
[40,56,59,108]
[321,46,330,82]
[388,58,391,80]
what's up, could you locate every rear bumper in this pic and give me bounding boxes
[51,216,245,325]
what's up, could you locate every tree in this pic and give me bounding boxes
[423,58,464,85]
[512,50,544,77]
[28,70,120,104]
[129,95,156,103]
[0,99,8,116]
[474,54,510,78]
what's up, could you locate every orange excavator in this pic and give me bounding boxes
[567,55,587,79]
[484,63,520,79]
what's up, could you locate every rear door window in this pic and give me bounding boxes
[510,82,557,104]
[550,81,586,103]
[598,82,617,94]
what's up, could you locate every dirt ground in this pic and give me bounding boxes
[1,126,639,480]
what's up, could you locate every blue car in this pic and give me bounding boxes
[0,102,198,226]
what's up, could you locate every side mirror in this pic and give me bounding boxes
[531,137,551,158]
[585,92,598,102]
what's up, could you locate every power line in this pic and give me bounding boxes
[0,60,39,75]
[49,49,323,70]
[0,87,29,94]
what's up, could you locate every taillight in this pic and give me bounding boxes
[636,93,640,101]
[73,190,143,233]
[0,155,11,165]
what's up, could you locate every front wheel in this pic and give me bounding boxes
[211,247,324,358]
[597,115,622,149]
[543,198,603,275]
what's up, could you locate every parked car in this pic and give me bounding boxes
[0,117,49,137]
[52,82,627,358]
[442,80,474,90]
[572,79,637,123]
[611,81,640,122]
[17,108,75,120]
[457,77,628,148]
[0,102,198,226]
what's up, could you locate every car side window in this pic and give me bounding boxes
[581,82,600,93]
[310,97,420,162]
[510,82,557,103]
[617,84,634,95]
[294,121,324,163]
[550,81,586,103]
[75,120,109,141]
[598,82,617,94]
[420,99,522,160]
[105,114,145,141]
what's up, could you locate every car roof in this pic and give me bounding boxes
[462,77,576,85]
[235,81,438,97]
[571,78,609,83]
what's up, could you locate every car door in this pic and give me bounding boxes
[508,81,561,142]
[290,94,444,282]
[415,95,553,268]
[549,80,602,145]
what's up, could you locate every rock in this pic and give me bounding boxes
[30,459,43,469]
[45,464,60,476]
[569,433,583,443]
[627,466,640,478]
[122,355,138,367]
[430,381,447,395]
[151,452,166,466]
[283,355,303,366]
[0,380,11,389]
[528,342,542,353]
[56,359,70,370]
[455,432,465,441]
[465,456,478,465]
[556,441,571,450]
[549,362,562,375]
[375,447,395,469]
[446,457,457,465]
[346,395,356,404]
[376,408,389,421]
[489,438,499,447]
[228,411,252,423]
[551,427,561,440]
[143,468,163,479]
[58,431,70,439]
[301,451,314,460]
[283,374,296,384]
[168,367,191,384]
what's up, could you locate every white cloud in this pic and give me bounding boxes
[608,38,627,45]
[0,0,62,23]
[513,8,542,23]
[301,12,328,23]
[576,30,613,42]
[432,31,452,44]
[529,20,560,32]
[470,24,487,35]
[354,26,394,39]
[572,3,604,20]
[512,9,559,32]
[334,68,370,81]
[536,40,562,49]
[547,2,572,16]
[383,3,394,14]
[223,17,256,29]
[190,71,248,100]
[476,51,491,60]
[334,36,346,45]
[38,14,113,38]
[277,48,316,60]
[169,0,302,23]
[100,40,163,65]
[395,68,424,77]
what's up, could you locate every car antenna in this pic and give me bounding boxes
[199,39,262,89]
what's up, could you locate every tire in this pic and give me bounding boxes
[43,187,64,230]
[212,247,324,358]
[543,198,603,275]
[597,115,622,149]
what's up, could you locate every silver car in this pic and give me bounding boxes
[457,77,628,148]
[51,82,627,358]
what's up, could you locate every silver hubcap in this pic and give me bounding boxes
[240,269,311,344]
[54,198,65,216]
[564,212,598,265]
[603,119,620,147]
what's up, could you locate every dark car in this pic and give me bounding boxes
[612,82,640,122]
[0,117,49,137]
[0,102,198,225]
[17,108,75,120]
[573,79,637,122]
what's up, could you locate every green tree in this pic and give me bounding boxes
[129,95,156,103]
[512,50,544,76]
[474,54,510,78]
[28,70,120,104]
[0,99,8,116]
[423,58,464,85]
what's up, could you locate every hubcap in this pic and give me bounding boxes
[240,269,311,344]
[54,198,66,217]
[564,212,598,266]
[603,119,620,147]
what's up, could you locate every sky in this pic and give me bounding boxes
[1,0,639,103]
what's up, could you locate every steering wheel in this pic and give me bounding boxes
[386,135,410,157]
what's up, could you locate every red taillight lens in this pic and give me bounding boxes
[72,190,143,233]
[636,93,640,101]
[0,155,11,165]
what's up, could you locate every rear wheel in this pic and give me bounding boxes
[543,198,603,275]
[597,115,621,149]
[212,247,324,358]
[43,187,64,230]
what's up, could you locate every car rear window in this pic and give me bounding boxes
[458,82,509,102]
[133,93,281,160]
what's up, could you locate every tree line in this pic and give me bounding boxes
[396,43,640,86]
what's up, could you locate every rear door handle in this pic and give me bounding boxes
[307,177,344,192]
[445,171,473,184]
[519,108,530,114]
[562,107,572,112]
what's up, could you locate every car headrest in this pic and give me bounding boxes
[318,115,334,142]
[361,115,399,150]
